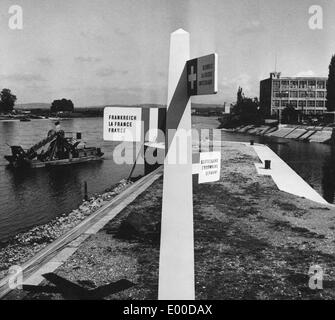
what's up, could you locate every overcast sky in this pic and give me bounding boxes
[0,0,334,107]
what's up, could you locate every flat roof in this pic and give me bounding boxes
[273,77,327,80]
[261,76,327,81]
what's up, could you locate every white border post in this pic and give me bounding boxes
[158,29,194,300]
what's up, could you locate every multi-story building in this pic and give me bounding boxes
[260,72,327,117]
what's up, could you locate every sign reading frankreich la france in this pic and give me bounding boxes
[187,53,218,96]
[103,107,142,142]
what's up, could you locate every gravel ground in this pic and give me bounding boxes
[6,142,335,300]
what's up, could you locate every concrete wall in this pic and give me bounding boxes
[232,124,334,144]
[297,130,316,141]
[267,126,297,138]
[265,127,278,135]
[238,125,254,133]
[285,128,307,139]
[309,130,332,143]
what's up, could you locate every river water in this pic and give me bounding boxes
[0,118,143,242]
[194,117,335,204]
[0,116,334,242]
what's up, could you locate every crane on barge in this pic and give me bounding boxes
[4,123,104,168]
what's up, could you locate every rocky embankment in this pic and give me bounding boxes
[0,178,135,280]
[225,124,335,144]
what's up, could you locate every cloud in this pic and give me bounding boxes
[74,56,102,63]
[1,73,46,82]
[96,67,128,77]
[157,71,166,78]
[114,28,127,36]
[80,31,105,42]
[220,73,259,103]
[234,20,265,35]
[37,57,53,66]
[62,86,81,92]
[25,83,49,89]
[222,73,252,92]
[294,70,315,77]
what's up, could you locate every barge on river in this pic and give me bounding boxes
[4,125,104,168]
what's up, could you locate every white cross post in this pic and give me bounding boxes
[158,29,218,300]
[158,29,194,300]
[188,66,197,90]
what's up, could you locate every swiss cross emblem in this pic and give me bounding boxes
[187,58,198,95]
[186,54,217,96]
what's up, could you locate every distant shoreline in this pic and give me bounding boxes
[0,113,103,121]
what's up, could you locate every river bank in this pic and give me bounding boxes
[6,141,335,300]
[0,178,136,281]
[0,117,142,242]
[224,124,335,144]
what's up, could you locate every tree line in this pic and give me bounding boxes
[0,89,16,113]
[219,87,262,128]
[327,54,335,111]
[0,89,74,114]
[50,99,74,113]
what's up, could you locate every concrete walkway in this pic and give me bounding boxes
[251,143,328,205]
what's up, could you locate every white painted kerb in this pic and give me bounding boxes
[251,143,328,205]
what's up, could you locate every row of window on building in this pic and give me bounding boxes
[273,109,325,115]
[273,80,327,90]
[272,91,326,98]
[272,100,326,109]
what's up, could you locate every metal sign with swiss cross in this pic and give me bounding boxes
[187,53,218,96]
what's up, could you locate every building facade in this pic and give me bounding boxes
[260,72,327,117]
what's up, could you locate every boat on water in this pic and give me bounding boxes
[4,123,104,168]
[20,117,31,122]
[0,115,13,121]
[30,115,45,119]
